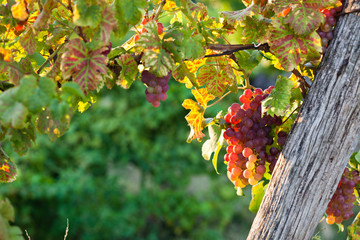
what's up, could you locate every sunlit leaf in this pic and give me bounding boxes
[97,6,117,44]
[19,29,36,55]
[183,88,215,142]
[11,0,29,21]
[0,158,17,183]
[262,75,294,116]
[268,18,322,71]
[249,181,267,213]
[116,54,138,89]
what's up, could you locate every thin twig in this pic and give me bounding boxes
[25,230,31,240]
[207,87,246,108]
[335,8,360,17]
[283,106,300,124]
[63,218,69,240]
[292,69,310,88]
[153,0,166,21]
[37,27,76,74]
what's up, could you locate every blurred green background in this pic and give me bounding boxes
[0,0,351,239]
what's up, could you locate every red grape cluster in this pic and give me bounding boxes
[326,168,360,225]
[317,1,343,53]
[141,70,170,107]
[224,87,288,189]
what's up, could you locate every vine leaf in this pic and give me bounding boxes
[11,0,29,21]
[97,6,118,44]
[61,39,108,94]
[114,0,147,38]
[348,212,360,239]
[262,76,294,116]
[273,0,339,15]
[142,49,175,77]
[183,88,215,142]
[0,157,17,183]
[73,0,102,27]
[197,65,232,97]
[172,63,197,89]
[116,54,138,89]
[268,18,321,71]
[19,29,36,55]
[284,6,325,36]
[9,124,35,156]
[249,181,268,213]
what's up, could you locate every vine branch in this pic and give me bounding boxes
[205,43,270,58]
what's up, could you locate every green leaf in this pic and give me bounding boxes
[262,76,294,116]
[220,4,259,27]
[114,0,147,38]
[73,0,102,27]
[116,54,139,89]
[0,198,15,221]
[234,50,262,75]
[249,181,267,213]
[142,48,175,77]
[268,18,322,71]
[61,82,86,100]
[162,28,185,63]
[9,124,35,156]
[182,32,204,60]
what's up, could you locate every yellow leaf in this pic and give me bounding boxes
[183,88,215,142]
[0,48,12,62]
[11,0,29,21]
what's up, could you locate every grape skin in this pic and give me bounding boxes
[141,71,171,107]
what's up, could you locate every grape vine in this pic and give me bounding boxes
[0,0,359,237]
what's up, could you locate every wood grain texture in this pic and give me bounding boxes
[247,1,360,239]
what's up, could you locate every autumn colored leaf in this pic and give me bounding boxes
[11,0,29,21]
[19,29,36,54]
[97,6,117,44]
[116,54,138,89]
[172,63,197,89]
[61,39,108,94]
[268,18,321,71]
[0,154,17,183]
[197,60,235,97]
[182,88,215,142]
[272,0,339,16]
[0,48,12,62]
[284,6,325,35]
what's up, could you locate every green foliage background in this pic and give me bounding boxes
[0,79,256,239]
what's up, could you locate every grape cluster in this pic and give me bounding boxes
[141,70,170,107]
[326,168,360,225]
[224,88,288,189]
[317,1,344,53]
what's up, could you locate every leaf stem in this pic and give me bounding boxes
[207,87,247,108]
[153,0,166,21]
[36,27,76,74]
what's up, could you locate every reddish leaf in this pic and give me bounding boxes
[98,6,117,44]
[268,19,321,71]
[0,148,17,183]
[61,39,108,94]
[19,29,36,55]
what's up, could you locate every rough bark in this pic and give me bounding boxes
[247,1,360,239]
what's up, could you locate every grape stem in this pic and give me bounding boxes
[207,87,247,108]
[37,27,76,74]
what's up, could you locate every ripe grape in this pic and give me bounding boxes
[224,87,288,191]
[317,4,343,54]
[325,168,359,225]
[141,70,171,107]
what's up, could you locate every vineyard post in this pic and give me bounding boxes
[247,0,360,239]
